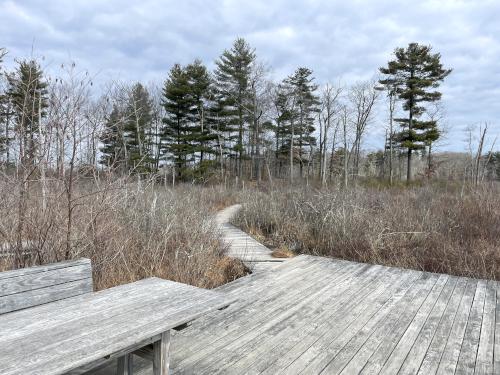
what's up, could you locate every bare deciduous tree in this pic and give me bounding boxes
[347,81,379,179]
[319,83,342,186]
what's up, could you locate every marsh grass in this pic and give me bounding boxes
[0,180,247,290]
[233,183,500,280]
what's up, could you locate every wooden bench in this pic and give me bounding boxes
[0,259,233,375]
[0,258,93,314]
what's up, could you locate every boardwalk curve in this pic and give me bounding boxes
[92,205,500,374]
[216,204,286,270]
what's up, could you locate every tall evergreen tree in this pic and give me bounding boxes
[273,83,295,164]
[281,67,319,177]
[123,83,153,173]
[379,43,451,181]
[272,85,289,155]
[162,61,219,179]
[485,151,500,180]
[214,38,255,178]
[0,50,13,160]
[0,94,11,159]
[99,104,126,169]
[185,60,217,167]
[162,64,192,178]
[7,60,48,168]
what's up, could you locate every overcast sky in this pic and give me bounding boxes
[1,0,499,151]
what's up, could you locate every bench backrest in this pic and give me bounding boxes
[0,258,93,314]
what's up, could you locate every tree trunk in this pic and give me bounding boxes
[319,115,323,181]
[343,116,348,188]
[389,102,394,185]
[38,96,46,211]
[407,148,412,182]
[407,72,414,182]
[428,143,432,172]
[255,118,261,182]
[65,123,77,260]
[299,110,303,178]
[289,119,294,184]
[238,92,243,179]
[5,108,11,164]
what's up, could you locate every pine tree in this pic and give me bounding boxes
[7,60,48,168]
[162,64,192,178]
[162,61,219,180]
[379,43,451,181]
[281,67,319,178]
[99,105,126,169]
[0,99,7,157]
[123,83,153,173]
[273,83,295,157]
[0,49,5,159]
[214,38,255,178]
[185,60,218,169]
[0,48,8,159]
[0,89,14,162]
[485,151,500,180]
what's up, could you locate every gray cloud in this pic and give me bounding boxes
[1,0,499,150]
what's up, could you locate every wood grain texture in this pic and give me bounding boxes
[153,331,171,375]
[0,277,233,375]
[0,258,92,314]
[0,258,90,280]
[216,205,285,268]
[80,255,500,375]
[164,257,498,375]
[6,206,500,375]
[117,354,133,375]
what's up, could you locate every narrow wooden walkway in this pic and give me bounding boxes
[174,256,499,374]
[92,206,499,374]
[216,205,285,270]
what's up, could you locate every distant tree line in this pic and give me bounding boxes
[6,39,497,187]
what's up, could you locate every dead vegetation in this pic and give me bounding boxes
[233,182,500,280]
[0,180,247,290]
[271,247,295,258]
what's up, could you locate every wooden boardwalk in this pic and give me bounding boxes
[216,205,285,270]
[167,255,499,374]
[92,254,499,374]
[91,206,499,374]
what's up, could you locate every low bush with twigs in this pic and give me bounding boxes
[0,179,247,290]
[233,183,500,280]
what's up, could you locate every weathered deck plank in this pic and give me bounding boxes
[173,262,366,372]
[200,265,391,374]
[455,279,486,374]
[0,278,233,375]
[0,258,93,314]
[88,255,500,375]
[162,255,500,375]
[257,267,420,375]
[87,206,500,375]
[216,204,285,267]
[436,279,478,374]
[416,277,468,374]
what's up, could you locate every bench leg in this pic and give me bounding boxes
[153,330,171,375]
[117,353,133,375]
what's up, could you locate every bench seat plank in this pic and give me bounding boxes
[0,258,91,280]
[0,277,234,375]
[0,259,93,314]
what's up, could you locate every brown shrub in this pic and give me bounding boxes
[271,247,295,258]
[233,183,500,280]
[0,180,248,290]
